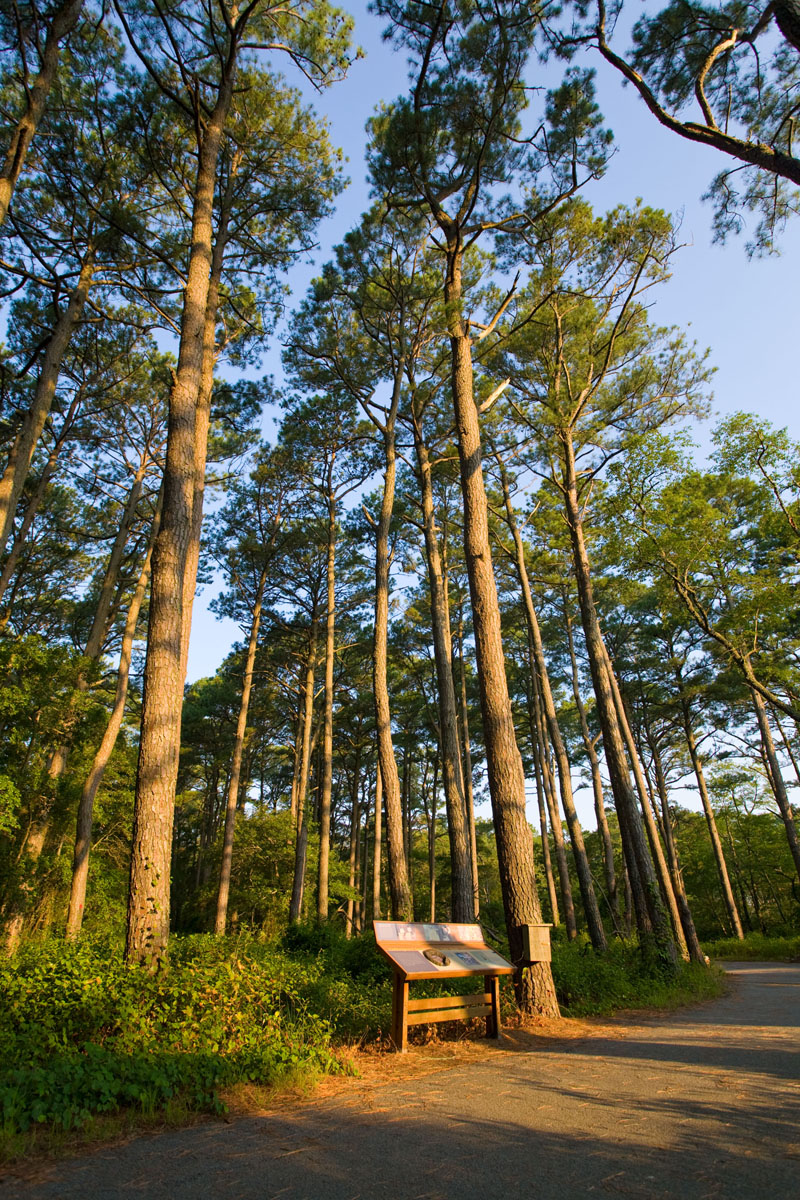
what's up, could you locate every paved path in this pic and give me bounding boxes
[3,962,799,1199]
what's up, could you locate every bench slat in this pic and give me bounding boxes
[407,992,490,1012]
[407,1004,492,1025]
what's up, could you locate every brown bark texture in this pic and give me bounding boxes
[0,0,85,226]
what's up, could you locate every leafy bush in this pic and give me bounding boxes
[550,935,725,1016]
[702,932,800,961]
[0,934,341,1135]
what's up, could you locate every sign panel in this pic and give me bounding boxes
[373,921,514,980]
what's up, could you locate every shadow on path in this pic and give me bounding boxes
[1,961,798,1200]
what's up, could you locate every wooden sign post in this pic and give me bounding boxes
[373,921,514,1053]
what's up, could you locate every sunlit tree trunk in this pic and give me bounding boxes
[65,503,160,940]
[412,409,473,920]
[498,460,605,950]
[752,687,800,883]
[0,0,85,226]
[561,429,676,964]
[530,675,576,937]
[126,66,236,966]
[317,494,336,921]
[290,617,319,922]
[564,608,619,926]
[674,666,744,939]
[372,405,412,920]
[372,764,383,920]
[214,566,267,934]
[445,236,558,1014]
[345,741,362,938]
[0,250,95,550]
[456,610,480,917]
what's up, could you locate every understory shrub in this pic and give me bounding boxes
[0,933,341,1135]
[702,931,800,961]
[550,935,725,1016]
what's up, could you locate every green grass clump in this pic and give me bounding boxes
[0,933,341,1139]
[550,935,726,1016]
[702,931,800,961]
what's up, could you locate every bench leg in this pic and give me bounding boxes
[392,973,409,1053]
[485,975,500,1039]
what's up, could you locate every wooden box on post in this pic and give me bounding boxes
[373,921,514,1053]
[519,923,553,964]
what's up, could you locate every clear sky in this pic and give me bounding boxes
[185,1,799,823]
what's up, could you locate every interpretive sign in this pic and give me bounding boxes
[373,921,514,1052]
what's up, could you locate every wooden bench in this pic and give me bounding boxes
[373,921,514,1052]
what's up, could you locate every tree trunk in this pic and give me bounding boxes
[564,607,619,926]
[214,567,267,934]
[676,673,745,939]
[316,495,336,922]
[445,239,558,1015]
[290,618,319,923]
[499,462,605,950]
[526,681,560,927]
[647,734,705,964]
[456,611,480,917]
[65,503,160,940]
[373,415,412,920]
[0,0,85,226]
[412,410,474,920]
[561,430,676,965]
[345,742,362,938]
[126,69,235,967]
[0,386,83,610]
[372,763,383,921]
[752,687,800,883]
[602,649,689,962]
[530,674,576,938]
[0,250,94,549]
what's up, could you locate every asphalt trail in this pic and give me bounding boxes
[2,961,798,1199]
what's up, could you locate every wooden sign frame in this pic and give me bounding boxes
[373,921,514,1052]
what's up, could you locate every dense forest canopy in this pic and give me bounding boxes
[0,0,797,1017]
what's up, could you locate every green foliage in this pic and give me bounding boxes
[0,935,342,1136]
[550,935,725,1016]
[703,932,800,961]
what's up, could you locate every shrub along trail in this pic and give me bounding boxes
[2,961,799,1199]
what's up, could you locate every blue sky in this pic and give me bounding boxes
[185,1,799,824]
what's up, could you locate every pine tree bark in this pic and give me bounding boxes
[0,250,94,550]
[66,502,160,940]
[456,611,480,917]
[564,608,619,926]
[674,667,745,939]
[372,763,383,921]
[646,733,705,964]
[561,431,676,964]
[529,675,576,938]
[0,386,83,610]
[290,618,318,923]
[412,408,473,920]
[444,235,558,1014]
[214,567,267,934]
[316,494,336,922]
[530,722,560,926]
[0,0,85,226]
[345,741,362,938]
[752,687,800,883]
[498,459,606,950]
[126,64,236,966]
[602,648,689,961]
[372,406,412,920]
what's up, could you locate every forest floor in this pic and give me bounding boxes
[1,961,798,1199]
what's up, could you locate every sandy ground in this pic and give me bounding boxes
[2,961,798,1199]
